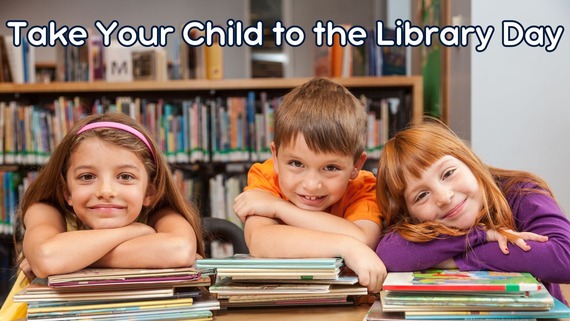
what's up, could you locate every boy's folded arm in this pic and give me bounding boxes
[272,203,380,247]
[244,215,354,258]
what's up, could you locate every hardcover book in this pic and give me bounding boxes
[365,300,537,321]
[196,254,343,269]
[404,297,570,320]
[383,270,542,293]
[379,288,554,312]
[47,267,201,287]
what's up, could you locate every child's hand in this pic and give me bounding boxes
[20,258,36,280]
[433,258,457,269]
[486,229,548,254]
[127,222,157,236]
[233,189,287,222]
[342,241,387,293]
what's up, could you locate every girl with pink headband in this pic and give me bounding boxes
[1,112,204,319]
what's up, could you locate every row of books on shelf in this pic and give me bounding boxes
[0,35,35,84]
[0,93,396,165]
[0,170,36,235]
[314,26,406,78]
[0,28,223,83]
[1,26,405,84]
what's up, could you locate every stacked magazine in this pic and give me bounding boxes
[196,254,368,308]
[14,267,219,321]
[365,269,570,321]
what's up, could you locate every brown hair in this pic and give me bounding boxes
[17,112,204,257]
[377,118,554,242]
[274,78,367,162]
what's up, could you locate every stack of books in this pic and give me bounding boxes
[14,267,220,321]
[196,254,368,308]
[365,269,570,321]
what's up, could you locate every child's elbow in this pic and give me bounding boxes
[167,237,198,266]
[30,259,65,279]
[28,248,67,278]
[243,227,267,257]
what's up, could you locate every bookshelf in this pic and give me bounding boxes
[0,76,422,108]
[0,75,422,301]
[0,74,423,220]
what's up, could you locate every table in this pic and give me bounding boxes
[214,305,369,321]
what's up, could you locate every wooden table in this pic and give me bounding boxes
[212,304,570,321]
[214,305,369,321]
[212,288,570,321]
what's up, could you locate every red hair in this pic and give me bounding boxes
[377,119,553,242]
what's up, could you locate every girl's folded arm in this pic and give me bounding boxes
[376,226,488,271]
[456,192,570,283]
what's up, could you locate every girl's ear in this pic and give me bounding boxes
[64,189,72,206]
[144,185,156,207]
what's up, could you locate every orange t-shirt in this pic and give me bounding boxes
[244,159,381,225]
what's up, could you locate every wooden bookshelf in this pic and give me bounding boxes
[0,76,423,124]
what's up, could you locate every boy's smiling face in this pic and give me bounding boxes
[272,134,365,212]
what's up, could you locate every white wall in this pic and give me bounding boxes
[460,1,570,213]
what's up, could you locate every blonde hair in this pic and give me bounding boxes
[377,118,553,242]
[274,78,367,162]
[17,112,204,257]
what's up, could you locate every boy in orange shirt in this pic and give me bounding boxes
[233,78,386,292]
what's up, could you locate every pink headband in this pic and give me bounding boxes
[77,121,156,162]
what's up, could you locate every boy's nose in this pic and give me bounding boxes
[303,173,322,191]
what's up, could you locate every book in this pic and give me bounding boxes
[379,288,554,312]
[383,270,542,293]
[14,283,175,302]
[365,300,537,321]
[131,48,168,81]
[205,34,223,80]
[196,254,343,269]
[104,43,133,82]
[404,297,570,320]
[27,297,195,314]
[216,269,340,281]
[209,279,331,295]
[314,45,332,77]
[26,307,213,321]
[47,267,201,287]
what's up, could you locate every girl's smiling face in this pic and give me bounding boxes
[65,137,153,229]
[404,155,483,229]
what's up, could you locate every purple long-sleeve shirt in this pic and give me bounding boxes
[376,183,570,304]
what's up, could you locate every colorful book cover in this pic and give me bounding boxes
[383,270,542,293]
